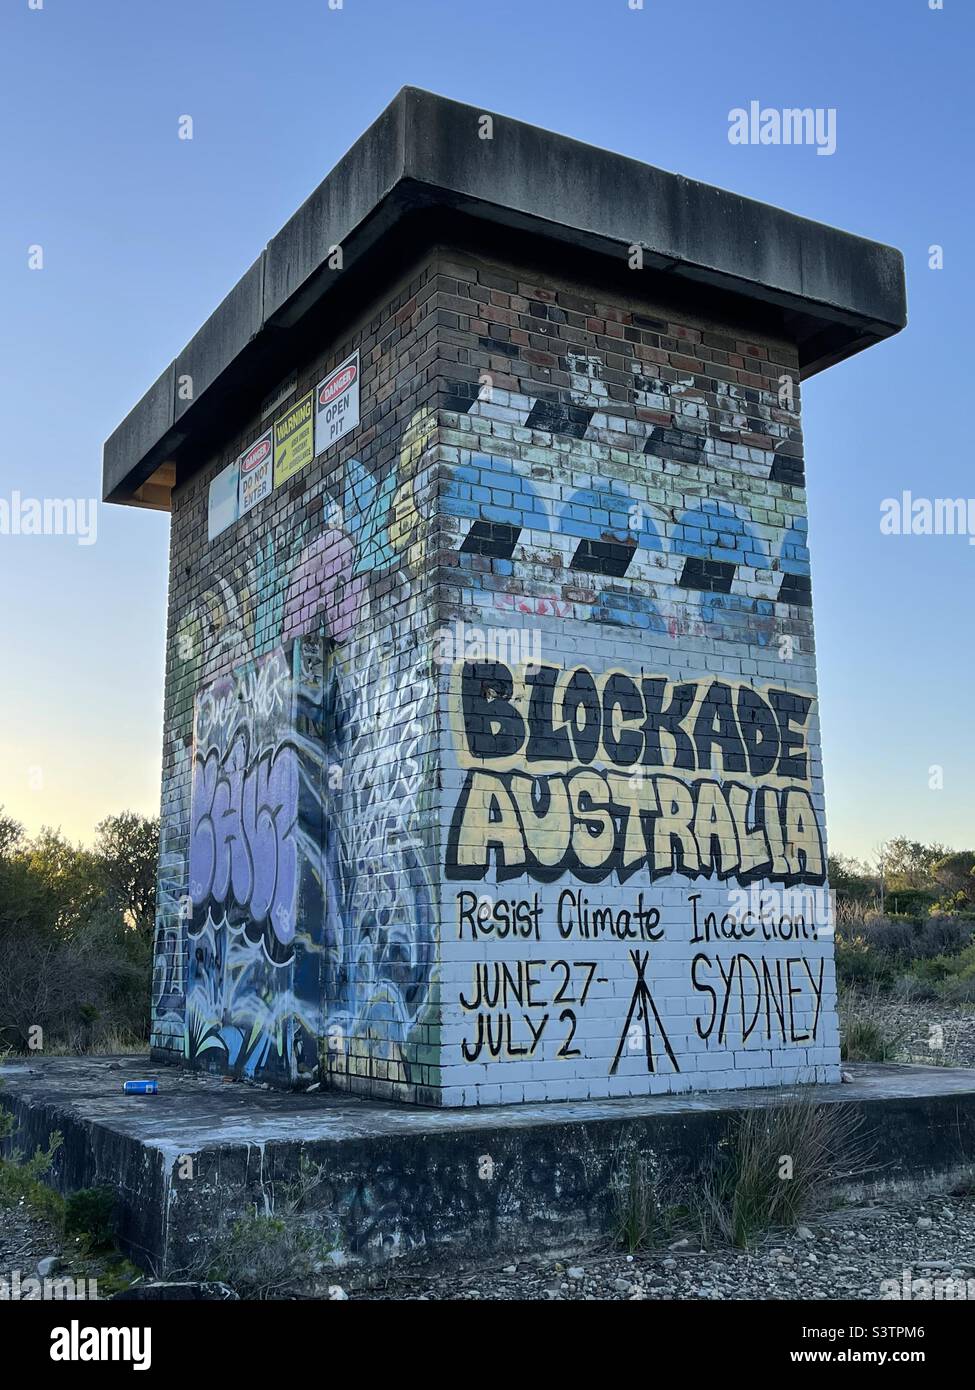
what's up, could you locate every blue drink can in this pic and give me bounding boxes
[123,1080,158,1095]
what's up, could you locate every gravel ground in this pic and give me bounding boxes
[0,1199,107,1297]
[352,1194,975,1301]
[5,1191,975,1301]
[869,999,975,1068]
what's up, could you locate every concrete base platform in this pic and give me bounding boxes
[3,1056,975,1278]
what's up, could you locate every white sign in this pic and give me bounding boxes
[208,460,240,540]
[315,350,360,457]
[237,429,274,515]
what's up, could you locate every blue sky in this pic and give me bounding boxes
[0,0,970,861]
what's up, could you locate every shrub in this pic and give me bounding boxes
[611,1150,685,1252]
[204,1214,326,1300]
[64,1187,117,1250]
[839,990,908,1062]
[834,914,975,996]
[191,1157,335,1298]
[697,1098,871,1248]
[835,934,893,989]
[895,943,975,1003]
[0,1114,65,1227]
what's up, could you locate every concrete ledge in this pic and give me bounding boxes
[2,1056,972,1278]
[103,86,907,506]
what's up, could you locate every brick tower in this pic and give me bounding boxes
[104,89,906,1104]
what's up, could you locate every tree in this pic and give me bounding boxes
[94,812,159,943]
[0,812,156,1052]
[0,807,24,858]
[828,853,877,900]
[21,828,101,937]
[883,837,953,891]
[931,851,975,912]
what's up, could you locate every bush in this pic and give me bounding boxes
[838,986,912,1063]
[611,1150,685,1253]
[918,917,975,959]
[840,1011,904,1063]
[893,943,975,1004]
[190,1157,335,1298]
[835,914,975,996]
[204,1214,326,1300]
[835,934,894,989]
[886,890,938,917]
[64,1187,118,1250]
[698,1098,871,1248]
[0,1111,65,1227]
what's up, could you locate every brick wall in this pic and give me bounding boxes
[153,252,446,1102]
[429,250,838,1103]
[151,241,840,1105]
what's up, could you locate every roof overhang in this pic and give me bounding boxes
[103,86,908,508]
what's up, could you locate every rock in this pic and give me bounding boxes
[796,1225,815,1241]
[614,1278,633,1293]
[916,1217,933,1230]
[36,1257,60,1278]
[328,1286,348,1300]
[841,1071,854,1083]
[502,1265,517,1275]
[662,1258,677,1270]
[567,1266,585,1281]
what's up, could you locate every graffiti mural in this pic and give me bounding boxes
[153,397,439,1097]
[320,616,436,1092]
[440,651,832,1096]
[434,323,838,1105]
[445,661,825,887]
[185,642,325,1080]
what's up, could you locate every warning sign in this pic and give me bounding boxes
[238,429,274,515]
[315,351,360,457]
[273,390,314,487]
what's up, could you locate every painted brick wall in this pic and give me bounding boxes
[153,252,446,1102]
[151,243,840,1106]
[427,250,839,1105]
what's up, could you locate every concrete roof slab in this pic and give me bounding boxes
[103,360,176,504]
[174,253,265,424]
[103,86,907,506]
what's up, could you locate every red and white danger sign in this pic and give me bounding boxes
[315,350,360,457]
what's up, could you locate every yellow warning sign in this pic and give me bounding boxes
[273,390,314,487]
